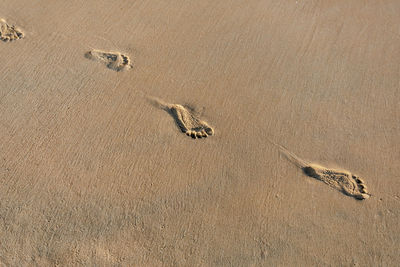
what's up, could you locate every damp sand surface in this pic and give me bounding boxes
[0,0,399,266]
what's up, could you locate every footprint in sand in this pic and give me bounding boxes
[85,49,132,71]
[151,98,214,139]
[271,141,370,200]
[0,18,24,42]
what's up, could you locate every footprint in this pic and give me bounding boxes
[85,49,132,71]
[270,140,370,200]
[0,18,24,42]
[150,98,214,139]
[301,165,370,200]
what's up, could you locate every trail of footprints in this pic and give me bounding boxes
[2,16,370,200]
[274,142,370,200]
[0,18,24,42]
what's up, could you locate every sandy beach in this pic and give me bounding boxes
[1,0,399,265]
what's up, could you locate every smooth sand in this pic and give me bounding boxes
[1,0,399,266]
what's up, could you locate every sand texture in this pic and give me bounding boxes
[1,0,400,266]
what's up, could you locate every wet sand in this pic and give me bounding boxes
[1,0,399,265]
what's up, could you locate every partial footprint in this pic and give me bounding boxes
[0,18,24,42]
[270,140,370,200]
[151,98,214,139]
[85,49,132,71]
